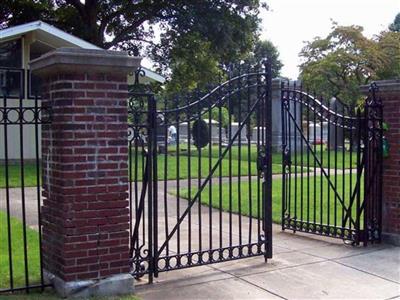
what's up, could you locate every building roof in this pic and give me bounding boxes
[0,21,165,83]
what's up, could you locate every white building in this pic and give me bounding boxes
[0,21,164,160]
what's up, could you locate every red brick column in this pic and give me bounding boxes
[363,80,400,245]
[30,48,141,297]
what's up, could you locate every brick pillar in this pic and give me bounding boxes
[362,80,400,246]
[30,48,141,297]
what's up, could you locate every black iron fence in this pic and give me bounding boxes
[281,82,383,245]
[0,82,51,293]
[128,63,273,282]
[0,61,384,293]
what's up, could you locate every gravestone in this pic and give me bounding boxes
[203,119,223,143]
[271,79,302,152]
[251,126,266,144]
[307,122,319,144]
[178,121,190,143]
[231,122,249,144]
[328,97,344,149]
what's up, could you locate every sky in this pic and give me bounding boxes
[259,0,400,79]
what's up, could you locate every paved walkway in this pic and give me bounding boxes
[1,178,399,299]
[136,225,400,300]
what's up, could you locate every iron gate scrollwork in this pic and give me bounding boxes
[128,63,273,282]
[281,81,383,245]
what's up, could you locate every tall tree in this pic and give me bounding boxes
[158,32,224,96]
[244,39,283,78]
[389,12,400,32]
[376,30,400,79]
[0,0,263,65]
[163,37,282,96]
[299,23,400,108]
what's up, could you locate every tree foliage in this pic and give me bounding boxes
[389,12,400,32]
[1,1,263,62]
[299,23,400,107]
[210,106,231,128]
[161,32,224,95]
[0,1,272,95]
[244,39,283,78]
[163,37,282,96]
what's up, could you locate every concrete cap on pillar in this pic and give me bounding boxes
[29,47,142,76]
[360,79,400,95]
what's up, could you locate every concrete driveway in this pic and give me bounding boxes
[1,183,399,300]
[135,227,400,300]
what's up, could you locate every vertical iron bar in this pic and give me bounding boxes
[129,130,133,241]
[281,81,286,229]
[377,91,383,242]
[334,101,338,231]
[153,95,159,277]
[320,96,323,227]
[288,86,292,225]
[19,96,29,291]
[238,65,243,247]
[349,112,354,233]
[294,82,298,222]
[313,91,317,227]
[256,70,261,242]
[3,93,14,291]
[176,98,180,256]
[187,97,192,257]
[356,109,362,243]
[306,88,310,227]
[163,98,169,257]
[247,66,253,245]
[327,98,331,228]
[363,98,369,245]
[197,99,203,253]
[341,104,346,234]
[300,84,304,224]
[34,95,44,290]
[218,96,223,251]
[228,65,233,250]
[264,61,273,259]
[208,106,212,251]
[147,94,155,283]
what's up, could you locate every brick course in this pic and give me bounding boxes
[40,72,131,282]
[380,88,400,236]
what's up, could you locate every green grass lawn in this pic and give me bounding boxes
[0,164,40,188]
[0,145,356,188]
[0,157,285,188]
[170,143,357,168]
[178,173,363,228]
[194,145,357,168]
[0,211,41,290]
[0,211,141,298]
[129,154,287,181]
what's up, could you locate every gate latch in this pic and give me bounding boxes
[283,147,292,167]
[257,148,268,177]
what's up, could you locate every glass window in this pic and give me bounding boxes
[0,68,23,97]
[28,71,42,98]
[0,39,23,97]
[0,39,22,68]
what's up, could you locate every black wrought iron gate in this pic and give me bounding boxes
[128,63,273,282]
[281,82,383,245]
